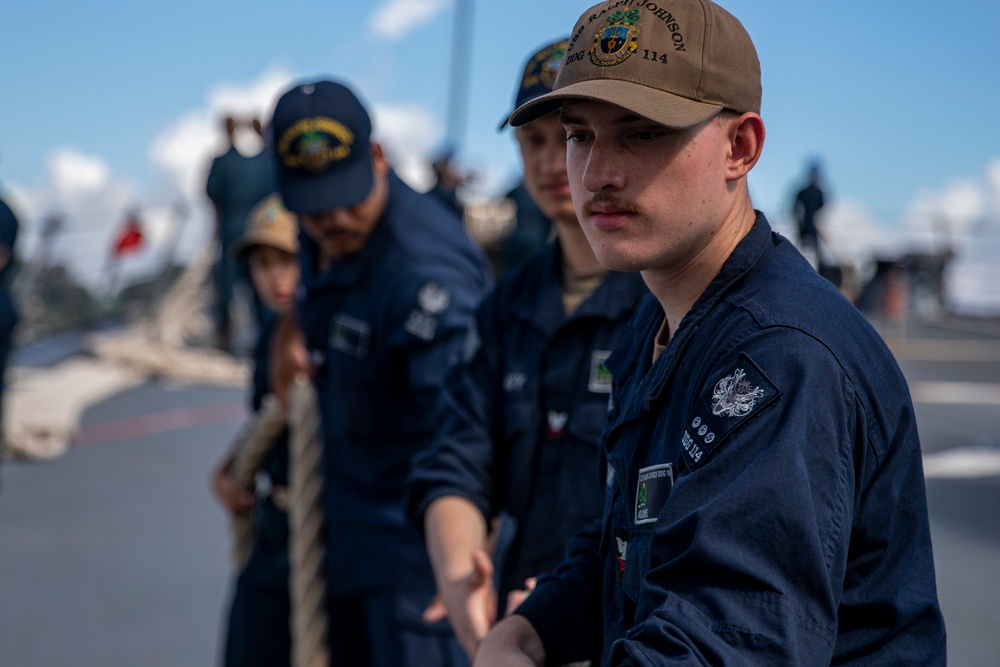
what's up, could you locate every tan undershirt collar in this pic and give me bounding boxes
[651,316,670,364]
[561,263,608,315]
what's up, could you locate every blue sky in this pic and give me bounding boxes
[2,0,999,310]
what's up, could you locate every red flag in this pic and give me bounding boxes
[114,216,144,255]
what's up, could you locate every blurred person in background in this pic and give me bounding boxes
[0,188,19,468]
[427,149,467,221]
[406,37,646,662]
[792,160,826,269]
[212,194,300,667]
[206,116,275,353]
[268,79,492,666]
[497,179,552,275]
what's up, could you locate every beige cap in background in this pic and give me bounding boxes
[230,194,300,260]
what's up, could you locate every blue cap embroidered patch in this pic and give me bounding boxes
[277,116,354,173]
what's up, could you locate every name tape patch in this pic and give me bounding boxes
[634,463,674,525]
[329,312,371,358]
[588,350,614,393]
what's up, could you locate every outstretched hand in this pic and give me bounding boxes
[210,455,254,515]
[505,577,537,616]
[424,548,497,660]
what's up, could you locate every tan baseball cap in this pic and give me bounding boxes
[508,0,761,129]
[230,194,300,260]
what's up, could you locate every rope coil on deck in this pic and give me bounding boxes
[3,245,249,461]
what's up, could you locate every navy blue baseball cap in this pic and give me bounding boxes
[270,80,373,215]
[498,37,569,130]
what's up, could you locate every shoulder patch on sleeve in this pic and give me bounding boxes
[681,353,780,469]
[417,282,451,314]
[404,311,438,341]
[402,281,453,342]
[462,321,481,363]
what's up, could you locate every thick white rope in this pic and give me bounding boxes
[288,375,330,667]
[227,394,287,569]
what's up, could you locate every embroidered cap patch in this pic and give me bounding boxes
[277,116,354,173]
[681,353,779,468]
[590,9,641,67]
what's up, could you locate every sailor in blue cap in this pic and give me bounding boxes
[406,38,646,662]
[268,79,492,666]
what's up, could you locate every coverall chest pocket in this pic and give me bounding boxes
[503,400,535,440]
[502,400,539,516]
[326,350,382,439]
[616,525,650,629]
[502,400,537,454]
[566,401,608,445]
[562,402,610,522]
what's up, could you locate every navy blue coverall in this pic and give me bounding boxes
[500,182,552,274]
[296,172,492,666]
[0,196,18,446]
[516,213,946,665]
[223,312,291,667]
[205,147,275,339]
[407,241,645,609]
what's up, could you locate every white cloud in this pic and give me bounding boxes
[11,68,300,292]
[149,66,296,205]
[775,160,1000,317]
[372,102,444,191]
[150,70,445,196]
[904,179,985,252]
[815,199,900,263]
[143,66,298,276]
[149,110,215,203]
[50,150,111,196]
[10,67,450,295]
[985,159,1000,215]
[13,148,143,290]
[209,68,293,120]
[900,159,1000,315]
[369,0,451,40]
[22,68,442,288]
[944,217,1000,315]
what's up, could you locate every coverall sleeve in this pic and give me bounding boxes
[406,295,504,526]
[612,329,858,665]
[514,516,607,665]
[205,156,225,205]
[0,200,18,249]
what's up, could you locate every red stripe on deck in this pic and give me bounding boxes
[73,403,248,447]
